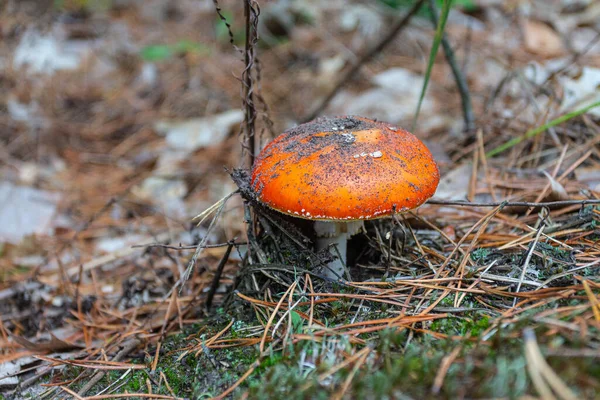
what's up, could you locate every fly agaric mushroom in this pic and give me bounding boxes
[250,116,439,279]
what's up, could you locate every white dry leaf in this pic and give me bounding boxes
[574,166,600,192]
[371,68,425,91]
[568,27,600,55]
[7,97,48,130]
[332,68,434,123]
[542,171,570,201]
[132,176,187,218]
[0,182,60,244]
[148,110,242,218]
[522,62,552,86]
[434,163,472,200]
[96,234,149,253]
[339,4,384,44]
[446,8,486,31]
[154,109,243,152]
[0,356,37,388]
[314,56,346,94]
[13,29,91,74]
[559,66,600,117]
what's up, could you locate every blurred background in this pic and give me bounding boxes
[1,0,599,249]
[1,0,600,396]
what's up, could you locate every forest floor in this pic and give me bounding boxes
[1,0,600,399]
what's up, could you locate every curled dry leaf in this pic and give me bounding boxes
[542,171,569,201]
[9,332,83,353]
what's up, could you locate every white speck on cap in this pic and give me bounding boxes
[353,151,382,158]
[342,133,355,143]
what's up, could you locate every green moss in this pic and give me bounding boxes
[41,293,599,399]
[244,330,533,399]
[430,314,490,337]
[471,247,491,264]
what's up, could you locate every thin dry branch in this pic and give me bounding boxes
[426,199,600,208]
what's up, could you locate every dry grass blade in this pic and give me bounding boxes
[582,280,600,322]
[331,347,370,400]
[61,386,85,400]
[35,355,146,370]
[524,329,578,400]
[431,344,462,394]
[213,359,261,400]
[184,191,238,284]
[513,218,546,306]
[317,347,370,384]
[260,281,298,353]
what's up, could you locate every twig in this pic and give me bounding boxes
[77,339,141,396]
[61,386,84,400]
[427,0,474,131]
[213,359,261,400]
[537,259,600,288]
[182,191,237,287]
[66,231,173,277]
[131,240,245,251]
[212,0,241,53]
[206,241,234,311]
[513,216,545,307]
[426,199,600,208]
[302,0,426,122]
[242,0,259,168]
[82,394,182,399]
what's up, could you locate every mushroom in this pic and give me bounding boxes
[250,116,440,279]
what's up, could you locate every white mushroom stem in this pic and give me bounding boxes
[314,220,364,280]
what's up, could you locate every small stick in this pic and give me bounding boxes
[77,339,141,396]
[206,241,235,311]
[426,199,600,208]
[132,240,245,251]
[242,0,258,167]
[513,216,546,307]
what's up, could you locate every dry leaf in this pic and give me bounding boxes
[542,172,569,201]
[0,182,60,244]
[10,332,83,353]
[524,20,563,57]
[575,166,600,192]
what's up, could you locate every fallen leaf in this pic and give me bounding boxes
[0,356,38,389]
[560,66,600,117]
[0,182,60,244]
[575,166,600,192]
[331,68,435,123]
[13,29,90,74]
[542,171,569,201]
[154,110,243,152]
[434,163,473,200]
[523,20,563,57]
[10,332,83,353]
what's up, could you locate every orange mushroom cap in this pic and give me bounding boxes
[251,116,439,221]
